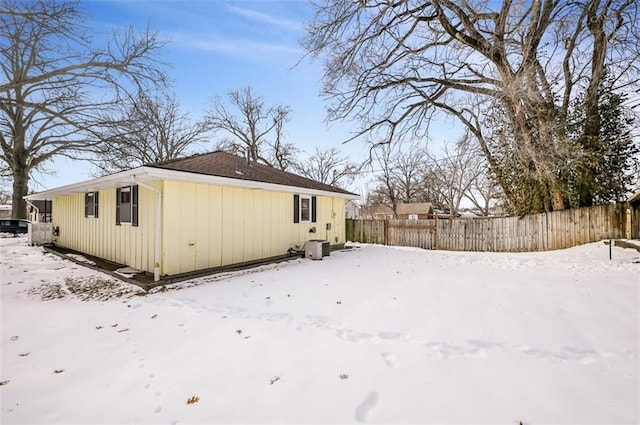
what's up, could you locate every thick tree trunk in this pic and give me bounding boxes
[11,166,29,219]
[550,186,566,211]
[576,3,607,207]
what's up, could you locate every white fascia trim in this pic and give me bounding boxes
[23,168,151,201]
[24,166,360,201]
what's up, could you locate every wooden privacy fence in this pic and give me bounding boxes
[346,203,631,252]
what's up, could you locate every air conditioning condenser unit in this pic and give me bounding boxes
[305,240,329,260]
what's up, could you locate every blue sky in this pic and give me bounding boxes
[37,0,460,193]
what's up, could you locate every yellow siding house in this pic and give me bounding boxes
[25,152,359,281]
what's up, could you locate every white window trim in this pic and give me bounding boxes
[119,186,133,224]
[86,192,97,218]
[299,195,311,222]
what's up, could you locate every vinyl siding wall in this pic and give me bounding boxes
[51,183,160,273]
[161,181,346,276]
[51,180,346,277]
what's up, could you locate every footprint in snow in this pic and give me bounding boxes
[355,391,379,422]
[381,352,400,368]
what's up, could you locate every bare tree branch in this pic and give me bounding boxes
[304,0,640,214]
[293,147,360,189]
[90,91,209,175]
[0,0,167,218]
[205,86,296,170]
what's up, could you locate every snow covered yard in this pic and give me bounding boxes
[1,236,638,424]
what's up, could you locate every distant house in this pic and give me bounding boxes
[345,199,361,219]
[361,203,394,220]
[361,202,434,220]
[396,202,434,220]
[25,151,359,281]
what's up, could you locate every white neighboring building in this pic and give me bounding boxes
[345,199,361,219]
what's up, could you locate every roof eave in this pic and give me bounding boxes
[24,167,360,201]
[24,167,150,201]
[146,168,360,199]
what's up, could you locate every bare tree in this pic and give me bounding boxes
[425,133,485,216]
[463,165,503,216]
[392,145,427,203]
[368,142,427,214]
[91,91,209,174]
[304,0,640,214]
[206,86,296,170]
[0,0,166,218]
[369,144,401,214]
[294,147,359,189]
[0,187,11,205]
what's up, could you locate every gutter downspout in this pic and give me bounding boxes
[132,176,162,282]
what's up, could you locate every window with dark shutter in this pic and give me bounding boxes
[295,194,314,223]
[300,197,310,221]
[116,186,138,225]
[85,192,98,218]
[116,188,121,225]
[293,194,300,223]
[119,187,132,223]
[311,196,317,223]
[132,185,139,227]
[85,192,92,217]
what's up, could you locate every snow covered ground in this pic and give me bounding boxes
[1,235,638,424]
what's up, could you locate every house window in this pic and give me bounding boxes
[300,196,311,221]
[408,214,418,220]
[116,185,138,226]
[85,191,99,218]
[293,194,316,223]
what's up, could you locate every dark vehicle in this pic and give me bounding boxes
[0,219,29,235]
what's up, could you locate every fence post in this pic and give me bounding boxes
[384,219,389,246]
[434,213,438,250]
[609,238,612,260]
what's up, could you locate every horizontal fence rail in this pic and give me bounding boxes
[346,203,631,252]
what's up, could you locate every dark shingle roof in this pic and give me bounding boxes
[147,151,357,196]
